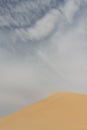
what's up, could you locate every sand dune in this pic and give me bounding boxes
[1,92,87,130]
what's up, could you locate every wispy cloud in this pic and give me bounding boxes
[15,9,61,41]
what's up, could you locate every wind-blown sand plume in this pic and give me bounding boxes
[1,92,87,130]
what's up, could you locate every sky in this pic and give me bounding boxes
[0,0,87,117]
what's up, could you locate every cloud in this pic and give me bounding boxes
[13,0,83,41]
[15,9,61,41]
[0,0,64,29]
[61,0,81,22]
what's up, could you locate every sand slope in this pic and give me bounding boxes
[1,92,87,130]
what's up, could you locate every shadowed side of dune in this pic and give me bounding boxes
[1,92,87,130]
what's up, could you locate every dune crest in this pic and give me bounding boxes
[1,92,87,130]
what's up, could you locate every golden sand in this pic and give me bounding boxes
[1,92,87,130]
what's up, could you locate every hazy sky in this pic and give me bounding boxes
[0,0,87,117]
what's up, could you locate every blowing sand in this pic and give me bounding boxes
[1,92,87,130]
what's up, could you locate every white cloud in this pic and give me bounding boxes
[14,0,85,41]
[61,0,81,22]
[15,9,61,41]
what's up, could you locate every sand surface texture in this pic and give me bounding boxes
[1,92,87,130]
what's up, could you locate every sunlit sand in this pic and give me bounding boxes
[1,92,87,130]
